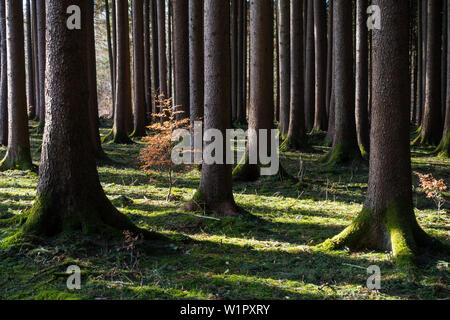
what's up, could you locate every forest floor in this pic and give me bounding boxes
[0,120,449,300]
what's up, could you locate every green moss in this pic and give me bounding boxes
[359,144,369,160]
[33,290,84,300]
[318,207,374,251]
[232,154,260,182]
[324,142,362,166]
[0,146,35,172]
[280,135,307,152]
[437,133,450,158]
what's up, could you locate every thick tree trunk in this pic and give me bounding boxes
[0,0,33,170]
[86,0,107,160]
[105,0,115,119]
[441,0,447,126]
[325,0,335,145]
[173,0,190,120]
[186,0,244,216]
[131,0,147,137]
[321,0,444,272]
[325,0,360,165]
[278,0,290,138]
[36,0,45,126]
[232,0,274,182]
[312,0,327,132]
[416,0,423,126]
[23,0,162,240]
[282,0,306,151]
[438,0,450,157]
[304,0,315,130]
[355,0,370,157]
[415,0,442,146]
[25,0,35,120]
[168,1,173,99]
[0,0,7,146]
[112,0,133,144]
[156,0,168,99]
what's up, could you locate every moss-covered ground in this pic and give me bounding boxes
[0,121,448,300]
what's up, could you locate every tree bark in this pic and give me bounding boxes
[415,0,442,146]
[173,0,190,120]
[278,0,290,138]
[144,0,152,123]
[325,0,360,165]
[355,0,370,156]
[231,0,238,122]
[25,0,35,120]
[156,0,168,99]
[131,0,147,137]
[31,0,39,122]
[321,0,443,272]
[0,0,7,146]
[325,0,333,119]
[189,0,203,123]
[282,0,306,151]
[438,0,450,157]
[312,0,327,132]
[232,0,274,182]
[23,0,162,240]
[36,0,45,126]
[304,0,315,130]
[105,0,115,119]
[0,0,33,170]
[236,0,247,123]
[186,0,244,216]
[86,0,108,160]
[325,0,335,145]
[112,0,133,144]
[151,0,160,119]
[111,0,117,120]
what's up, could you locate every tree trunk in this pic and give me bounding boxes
[232,0,274,182]
[131,0,147,137]
[312,0,327,133]
[112,0,117,120]
[438,0,450,157]
[415,0,442,146]
[105,0,115,119]
[0,0,33,170]
[231,0,238,122]
[189,0,203,163]
[0,0,7,146]
[189,0,203,123]
[441,0,447,126]
[321,0,443,272]
[304,0,315,130]
[25,0,35,120]
[112,0,133,144]
[173,0,190,120]
[36,0,45,126]
[168,1,173,98]
[325,0,333,120]
[355,0,370,157]
[23,0,162,240]
[144,0,152,123]
[281,0,306,151]
[236,0,247,123]
[151,0,160,119]
[86,0,108,160]
[278,0,290,138]
[416,0,423,126]
[325,0,360,165]
[186,0,244,216]
[325,0,335,145]
[31,0,39,121]
[157,0,168,99]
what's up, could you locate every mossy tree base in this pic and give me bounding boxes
[280,135,308,152]
[130,128,147,139]
[183,189,248,217]
[434,133,450,158]
[0,147,35,172]
[232,160,260,182]
[21,194,167,241]
[318,201,448,275]
[323,142,363,166]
